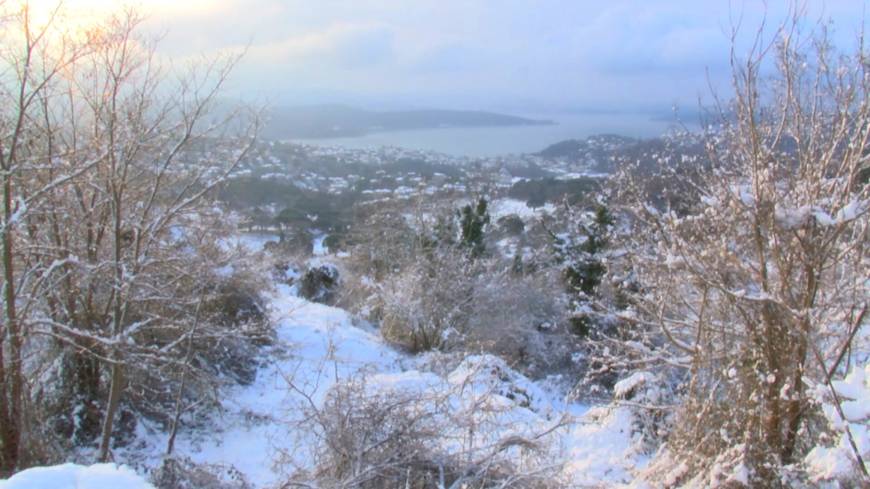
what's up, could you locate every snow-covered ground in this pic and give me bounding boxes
[136,278,644,487]
[311,233,329,256]
[222,232,280,253]
[120,283,404,487]
[3,249,647,488]
[0,464,153,489]
[490,198,556,220]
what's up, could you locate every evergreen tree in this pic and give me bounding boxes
[511,251,525,276]
[553,204,614,336]
[459,197,490,258]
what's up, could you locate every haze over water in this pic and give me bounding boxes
[290,112,685,157]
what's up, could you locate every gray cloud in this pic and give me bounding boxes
[140,0,867,114]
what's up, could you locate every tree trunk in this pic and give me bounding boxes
[1,176,22,475]
[782,341,807,463]
[98,361,123,462]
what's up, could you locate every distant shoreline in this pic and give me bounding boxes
[262,105,554,140]
[283,112,675,158]
[292,119,557,140]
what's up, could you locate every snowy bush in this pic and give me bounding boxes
[379,246,479,352]
[612,372,675,454]
[0,6,264,470]
[150,457,252,489]
[298,263,341,304]
[804,362,870,485]
[463,268,570,376]
[613,16,870,487]
[285,359,567,489]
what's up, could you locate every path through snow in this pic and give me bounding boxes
[162,284,403,487]
[109,273,645,487]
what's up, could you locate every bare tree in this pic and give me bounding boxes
[0,2,261,469]
[0,1,92,473]
[612,9,870,486]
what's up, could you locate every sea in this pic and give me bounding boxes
[291,112,692,157]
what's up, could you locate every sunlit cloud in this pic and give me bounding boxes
[24,0,214,27]
[15,0,868,113]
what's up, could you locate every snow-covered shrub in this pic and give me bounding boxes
[462,267,571,376]
[343,204,419,282]
[295,375,447,488]
[298,263,341,304]
[23,221,272,465]
[120,255,270,424]
[804,362,870,485]
[612,371,675,453]
[345,199,575,375]
[0,6,263,468]
[151,457,252,489]
[496,214,526,236]
[377,242,480,353]
[378,251,570,367]
[614,17,870,486]
[286,364,565,489]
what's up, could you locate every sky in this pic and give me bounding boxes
[32,0,869,116]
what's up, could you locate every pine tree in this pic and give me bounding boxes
[459,197,490,258]
[552,204,614,336]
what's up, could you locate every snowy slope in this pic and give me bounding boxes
[149,283,404,487]
[4,259,645,488]
[145,278,646,487]
[150,279,645,487]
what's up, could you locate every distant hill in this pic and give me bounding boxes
[262,104,553,139]
[537,134,635,159]
[536,134,637,172]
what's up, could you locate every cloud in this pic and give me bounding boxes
[137,0,867,112]
[564,4,729,76]
[250,23,394,69]
[410,43,485,74]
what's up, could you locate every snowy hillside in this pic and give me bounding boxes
[17,259,644,488]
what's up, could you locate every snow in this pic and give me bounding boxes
[614,371,655,399]
[805,361,870,482]
[447,354,555,415]
[222,232,280,253]
[18,255,641,488]
[0,463,153,489]
[774,199,869,230]
[158,283,402,487]
[214,264,234,277]
[737,186,755,206]
[490,198,555,219]
[730,462,750,485]
[774,205,835,228]
[563,406,649,485]
[836,198,868,224]
[153,280,634,487]
[311,234,329,256]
